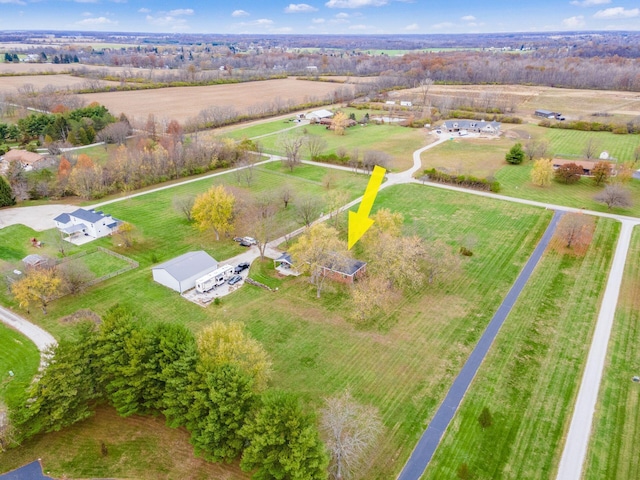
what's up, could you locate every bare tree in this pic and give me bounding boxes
[295,194,321,227]
[555,213,593,249]
[524,137,544,162]
[278,183,293,209]
[594,184,633,210]
[320,391,383,480]
[305,135,327,160]
[172,194,196,222]
[362,151,391,173]
[418,77,434,107]
[234,154,255,187]
[98,121,130,145]
[58,261,94,295]
[583,137,601,161]
[239,193,279,259]
[277,132,305,171]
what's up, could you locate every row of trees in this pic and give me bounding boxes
[6,305,381,479]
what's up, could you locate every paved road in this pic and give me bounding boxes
[397,210,565,480]
[0,305,57,366]
[555,219,639,480]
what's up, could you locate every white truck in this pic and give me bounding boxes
[195,264,234,293]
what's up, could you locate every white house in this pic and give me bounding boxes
[152,251,218,293]
[54,208,121,242]
[305,109,333,121]
[441,120,501,135]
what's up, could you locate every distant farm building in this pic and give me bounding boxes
[152,251,218,293]
[441,120,501,135]
[400,101,413,107]
[54,208,121,243]
[535,109,565,120]
[305,109,333,121]
[551,159,609,176]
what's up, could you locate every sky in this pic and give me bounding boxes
[0,0,639,35]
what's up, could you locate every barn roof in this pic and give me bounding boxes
[152,251,218,282]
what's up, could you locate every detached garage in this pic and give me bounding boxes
[152,251,218,293]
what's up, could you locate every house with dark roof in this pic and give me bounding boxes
[152,251,218,293]
[441,120,501,135]
[54,208,121,242]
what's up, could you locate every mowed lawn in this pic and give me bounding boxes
[583,225,640,480]
[424,217,618,479]
[228,121,428,172]
[1,183,550,479]
[0,323,40,408]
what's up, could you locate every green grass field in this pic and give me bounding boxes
[64,249,133,278]
[0,323,40,408]
[543,129,640,163]
[583,226,640,480]
[495,164,640,217]
[424,217,618,479]
[421,136,513,177]
[1,182,551,479]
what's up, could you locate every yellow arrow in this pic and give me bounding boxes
[348,165,386,249]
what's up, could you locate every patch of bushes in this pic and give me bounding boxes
[422,168,501,192]
[312,152,350,165]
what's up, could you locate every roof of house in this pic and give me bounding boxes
[442,120,501,130]
[152,251,218,282]
[53,213,71,224]
[535,109,555,115]
[1,149,44,165]
[324,257,367,276]
[308,109,333,119]
[552,159,598,169]
[275,252,293,265]
[22,254,47,267]
[70,208,107,224]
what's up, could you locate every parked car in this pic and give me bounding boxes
[242,236,257,245]
[239,240,251,247]
[234,262,250,273]
[228,274,243,285]
[233,236,243,242]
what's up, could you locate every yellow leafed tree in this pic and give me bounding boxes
[11,268,62,314]
[530,158,554,187]
[191,185,236,241]
[331,111,348,136]
[197,321,272,391]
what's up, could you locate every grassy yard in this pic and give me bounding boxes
[227,121,429,172]
[495,164,640,217]
[424,217,618,479]
[1,183,551,479]
[583,225,640,480]
[0,323,40,408]
[63,249,133,278]
[543,129,640,163]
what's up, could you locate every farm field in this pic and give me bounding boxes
[78,77,354,124]
[0,74,118,96]
[0,183,551,479]
[424,217,618,479]
[0,323,40,408]
[420,136,512,177]
[583,226,640,480]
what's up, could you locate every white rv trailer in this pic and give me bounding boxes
[195,264,234,293]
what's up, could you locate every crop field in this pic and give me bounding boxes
[0,323,40,408]
[0,74,118,96]
[583,226,640,480]
[424,217,618,479]
[0,182,550,479]
[78,77,354,124]
[495,165,640,217]
[250,121,428,171]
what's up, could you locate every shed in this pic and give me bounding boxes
[305,109,333,121]
[152,251,218,293]
[22,254,48,269]
[322,257,367,284]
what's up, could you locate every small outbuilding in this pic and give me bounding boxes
[305,109,333,121]
[152,251,218,293]
[322,257,367,284]
[22,254,49,269]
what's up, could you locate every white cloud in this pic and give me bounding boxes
[461,15,476,22]
[138,8,150,13]
[146,14,190,30]
[110,0,128,3]
[168,9,194,16]
[284,3,318,13]
[335,12,350,18]
[312,18,326,23]
[404,23,419,31]
[325,0,388,8]
[232,9,249,17]
[431,21,454,29]
[76,16,118,25]
[349,24,369,30]
[593,7,639,18]
[0,0,26,4]
[562,15,585,27]
[570,0,610,6]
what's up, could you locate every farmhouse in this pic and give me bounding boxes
[551,159,607,176]
[0,149,45,171]
[152,251,218,293]
[305,109,333,121]
[54,208,121,243]
[322,257,367,284]
[441,120,501,135]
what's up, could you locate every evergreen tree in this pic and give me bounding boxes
[505,142,525,165]
[240,391,328,480]
[0,175,16,207]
